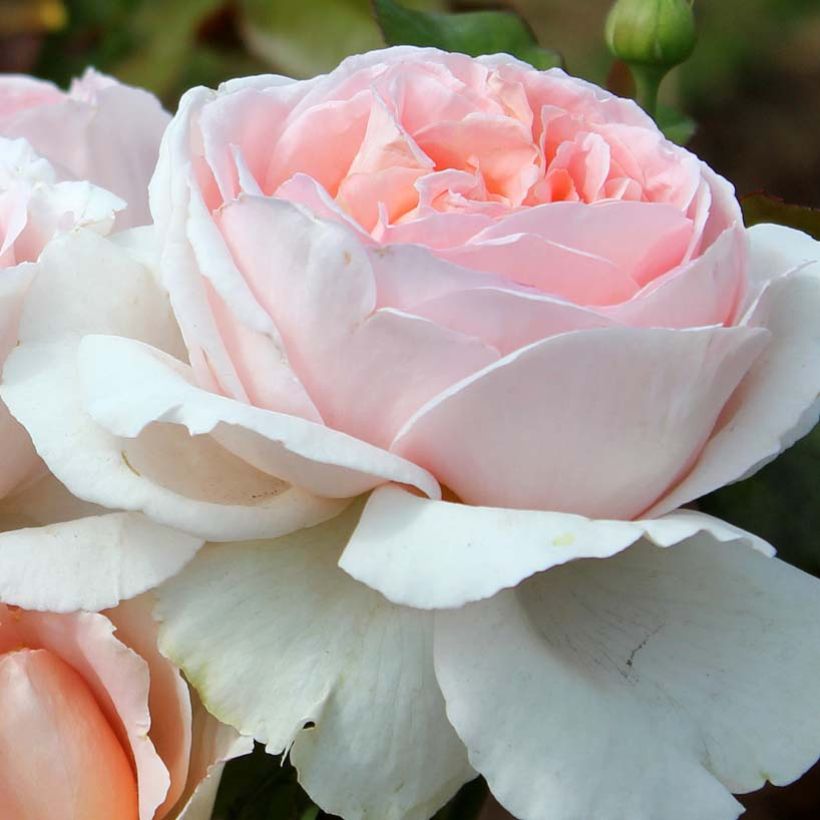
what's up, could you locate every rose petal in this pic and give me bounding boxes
[156,503,474,820]
[0,606,170,820]
[392,325,767,518]
[0,648,139,820]
[411,286,615,354]
[1,339,350,542]
[217,195,498,445]
[439,232,639,305]
[602,225,746,329]
[434,535,820,820]
[650,226,820,516]
[77,333,440,502]
[13,227,183,354]
[0,501,201,613]
[105,595,193,817]
[473,200,695,287]
[340,483,773,608]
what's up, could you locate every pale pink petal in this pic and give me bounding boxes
[105,595,193,819]
[274,173,370,238]
[197,81,305,203]
[602,225,746,328]
[370,243,508,310]
[0,75,63,120]
[439,233,639,306]
[411,286,615,354]
[649,226,820,516]
[217,195,498,445]
[392,326,767,519]
[204,279,323,422]
[473,200,695,287]
[264,91,371,195]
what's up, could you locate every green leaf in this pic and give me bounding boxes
[655,104,696,145]
[372,0,562,68]
[741,193,820,240]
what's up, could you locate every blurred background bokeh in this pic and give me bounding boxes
[2,1,819,818]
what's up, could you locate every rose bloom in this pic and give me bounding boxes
[0,136,123,500]
[0,69,169,228]
[0,595,249,820]
[4,48,820,820]
[0,137,202,612]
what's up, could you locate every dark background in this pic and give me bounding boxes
[3,1,818,818]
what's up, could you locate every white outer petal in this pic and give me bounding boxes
[435,535,820,820]
[156,503,474,820]
[339,484,772,608]
[78,333,440,500]
[1,339,345,542]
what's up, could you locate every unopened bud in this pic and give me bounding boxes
[605,0,696,71]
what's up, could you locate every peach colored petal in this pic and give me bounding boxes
[0,606,170,820]
[0,648,139,820]
[106,595,193,819]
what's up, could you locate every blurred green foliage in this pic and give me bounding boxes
[742,194,820,241]
[701,427,820,578]
[373,0,561,69]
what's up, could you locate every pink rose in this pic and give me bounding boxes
[0,137,122,499]
[0,595,249,820]
[143,46,815,522]
[0,70,169,228]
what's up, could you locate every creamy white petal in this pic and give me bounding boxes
[14,226,183,354]
[340,484,772,608]
[2,340,345,542]
[156,504,474,820]
[78,333,440,500]
[435,535,820,820]
[0,477,201,612]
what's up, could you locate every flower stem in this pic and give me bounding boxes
[629,64,666,118]
[631,64,667,119]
